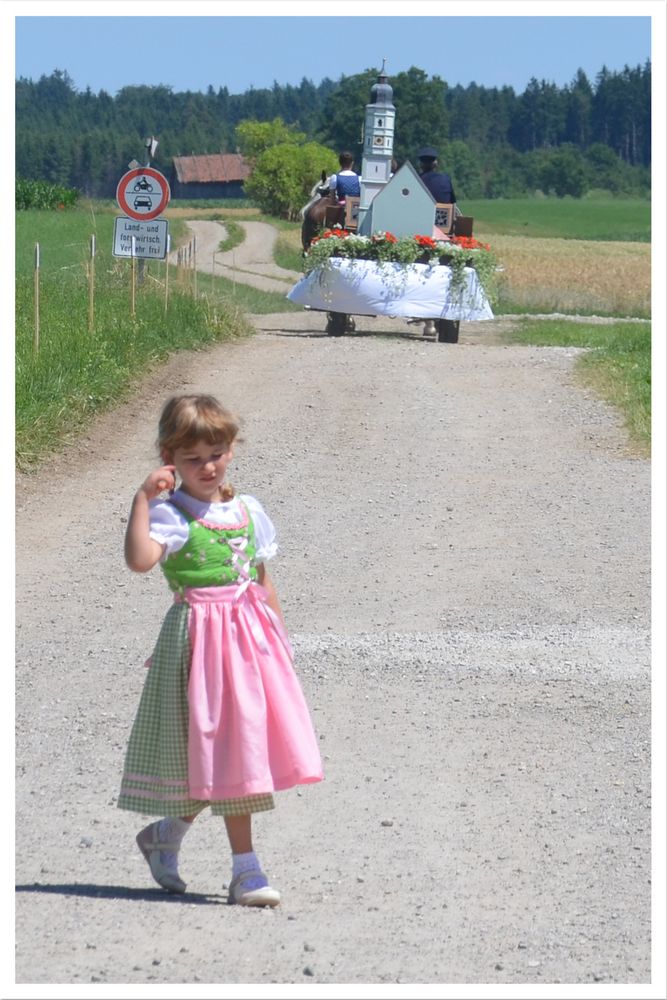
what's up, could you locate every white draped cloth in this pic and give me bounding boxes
[287,258,494,321]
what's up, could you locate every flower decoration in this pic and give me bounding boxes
[303,227,500,304]
[449,236,491,252]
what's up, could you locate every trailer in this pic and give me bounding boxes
[286,255,494,343]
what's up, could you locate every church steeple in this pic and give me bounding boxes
[358,61,396,234]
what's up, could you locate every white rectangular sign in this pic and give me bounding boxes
[113,217,169,260]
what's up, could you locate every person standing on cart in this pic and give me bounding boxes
[415,147,461,342]
[416,146,457,205]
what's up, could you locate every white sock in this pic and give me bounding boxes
[232,850,260,878]
[158,816,192,848]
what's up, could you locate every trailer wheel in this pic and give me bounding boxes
[326,312,348,336]
[436,320,460,343]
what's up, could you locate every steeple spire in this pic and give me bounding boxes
[370,60,394,107]
[358,62,396,234]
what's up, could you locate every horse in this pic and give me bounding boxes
[300,170,345,250]
[299,171,331,220]
[299,171,355,336]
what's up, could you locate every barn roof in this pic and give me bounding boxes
[172,153,251,184]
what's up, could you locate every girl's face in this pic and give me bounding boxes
[168,439,234,502]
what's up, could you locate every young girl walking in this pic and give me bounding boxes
[118,394,323,906]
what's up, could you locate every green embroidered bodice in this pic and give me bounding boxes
[160,499,258,592]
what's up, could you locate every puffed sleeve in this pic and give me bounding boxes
[148,500,189,559]
[241,494,278,563]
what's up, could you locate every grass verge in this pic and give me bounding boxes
[180,266,302,315]
[217,219,246,253]
[500,319,651,455]
[16,209,254,469]
[274,233,305,273]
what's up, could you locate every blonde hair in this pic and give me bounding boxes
[157,395,240,500]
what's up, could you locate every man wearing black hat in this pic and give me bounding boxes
[417,147,457,204]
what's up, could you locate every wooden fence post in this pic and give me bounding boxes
[33,242,40,353]
[88,234,96,333]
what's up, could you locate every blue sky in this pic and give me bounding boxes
[11,6,654,97]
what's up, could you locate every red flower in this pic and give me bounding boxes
[452,235,490,251]
[414,235,437,248]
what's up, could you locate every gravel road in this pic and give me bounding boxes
[14,221,653,990]
[171,218,301,294]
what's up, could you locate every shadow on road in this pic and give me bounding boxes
[15,882,227,905]
[266,327,434,342]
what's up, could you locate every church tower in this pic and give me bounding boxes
[358,61,396,235]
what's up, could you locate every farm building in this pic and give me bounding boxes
[170,153,251,199]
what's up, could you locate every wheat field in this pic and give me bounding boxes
[481,234,650,317]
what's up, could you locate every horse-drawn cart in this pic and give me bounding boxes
[286,255,494,343]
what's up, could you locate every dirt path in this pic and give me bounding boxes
[171,219,302,295]
[14,222,652,988]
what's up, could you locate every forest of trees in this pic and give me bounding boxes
[15,62,651,200]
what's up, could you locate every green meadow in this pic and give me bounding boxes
[457,196,650,243]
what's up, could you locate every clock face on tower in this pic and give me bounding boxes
[373,135,384,147]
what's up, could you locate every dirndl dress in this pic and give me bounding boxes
[118,496,323,817]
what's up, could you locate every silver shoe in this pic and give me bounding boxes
[227,869,281,907]
[136,821,187,894]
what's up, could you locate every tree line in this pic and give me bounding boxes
[15,63,651,200]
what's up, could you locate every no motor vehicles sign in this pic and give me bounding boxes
[116,167,170,221]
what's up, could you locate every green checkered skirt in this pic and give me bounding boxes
[118,602,274,817]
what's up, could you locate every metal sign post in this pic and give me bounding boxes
[131,236,137,317]
[88,234,96,332]
[33,242,40,353]
[164,234,171,314]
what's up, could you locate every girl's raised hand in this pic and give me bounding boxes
[139,465,176,500]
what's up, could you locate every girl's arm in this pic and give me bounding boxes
[256,564,285,627]
[124,466,175,573]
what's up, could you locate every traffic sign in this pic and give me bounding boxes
[113,217,169,259]
[116,167,170,221]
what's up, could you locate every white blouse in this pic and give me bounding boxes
[148,489,278,564]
